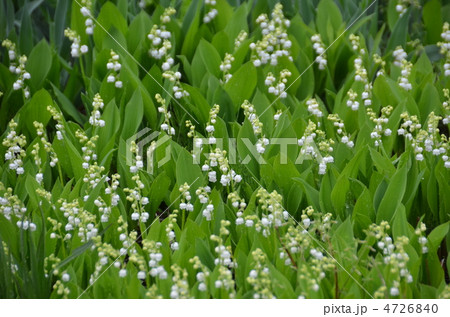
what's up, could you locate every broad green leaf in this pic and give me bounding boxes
[26,40,52,91]
[224,62,257,113]
[376,164,408,222]
[120,89,143,140]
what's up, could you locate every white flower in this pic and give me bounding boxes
[198,283,207,291]
[36,173,44,183]
[253,59,261,67]
[137,271,146,279]
[119,269,127,278]
[80,45,88,54]
[62,273,70,282]
[131,212,139,220]
[390,287,399,296]
[80,7,90,17]
[302,218,311,228]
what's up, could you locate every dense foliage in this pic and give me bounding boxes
[0,0,449,299]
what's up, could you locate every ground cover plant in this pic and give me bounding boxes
[0,0,449,299]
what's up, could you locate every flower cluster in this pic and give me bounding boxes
[170,265,191,298]
[179,183,194,212]
[203,0,218,23]
[367,222,414,297]
[398,111,449,166]
[125,142,150,222]
[247,249,275,298]
[311,34,327,70]
[305,98,323,118]
[202,202,214,223]
[346,89,360,111]
[327,114,354,148]
[204,104,219,144]
[210,221,236,298]
[57,198,98,242]
[298,120,334,174]
[195,186,214,221]
[79,0,95,35]
[33,121,59,181]
[368,106,393,147]
[219,53,234,84]
[415,222,429,254]
[88,93,105,127]
[106,50,122,88]
[64,28,88,58]
[143,240,168,279]
[156,93,176,135]
[250,3,292,67]
[350,35,373,107]
[280,207,335,295]
[228,192,247,224]
[47,105,65,141]
[398,59,412,91]
[0,182,35,231]
[234,30,248,50]
[147,7,175,65]
[393,46,407,68]
[256,188,289,236]
[241,100,269,154]
[373,53,387,77]
[162,71,189,99]
[3,120,27,175]
[190,256,210,292]
[438,22,450,76]
[185,120,196,138]
[2,39,31,98]
[166,209,180,251]
[442,89,450,125]
[265,69,291,98]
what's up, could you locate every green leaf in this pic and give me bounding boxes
[120,90,143,140]
[176,148,203,191]
[427,222,449,251]
[224,62,257,113]
[148,172,171,217]
[93,2,128,51]
[17,89,53,136]
[369,148,396,178]
[376,164,408,222]
[316,0,343,43]
[197,39,222,78]
[51,83,85,124]
[386,10,409,52]
[26,40,52,91]
[352,187,375,236]
[422,0,443,44]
